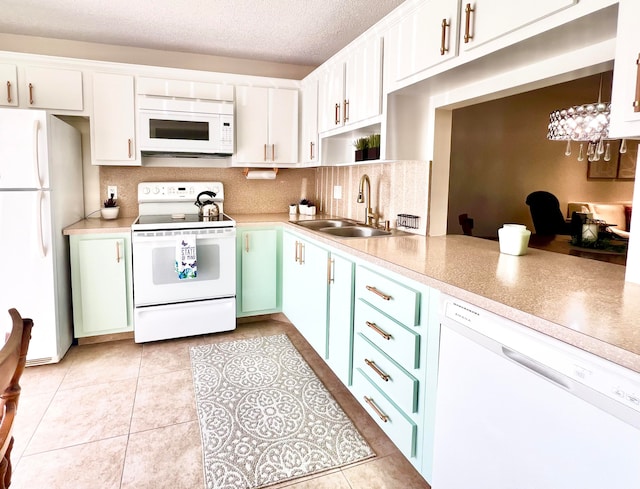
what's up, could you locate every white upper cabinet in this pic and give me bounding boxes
[318,35,383,133]
[91,72,140,166]
[0,64,18,107]
[24,66,83,110]
[345,37,383,125]
[318,61,345,133]
[235,86,299,165]
[300,77,319,164]
[392,0,460,82]
[459,0,576,53]
[610,0,640,138]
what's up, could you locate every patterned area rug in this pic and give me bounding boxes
[190,334,375,489]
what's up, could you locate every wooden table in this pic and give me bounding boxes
[528,235,628,266]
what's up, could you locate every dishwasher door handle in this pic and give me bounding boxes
[501,346,570,389]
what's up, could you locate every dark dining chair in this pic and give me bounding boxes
[525,191,571,235]
[0,309,34,488]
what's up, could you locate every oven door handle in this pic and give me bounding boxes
[132,230,236,244]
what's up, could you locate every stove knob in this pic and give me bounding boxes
[142,187,150,195]
[153,186,160,194]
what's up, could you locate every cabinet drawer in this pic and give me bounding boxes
[351,368,417,458]
[354,333,419,414]
[356,265,419,327]
[354,300,420,370]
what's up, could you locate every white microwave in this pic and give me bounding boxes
[138,96,234,157]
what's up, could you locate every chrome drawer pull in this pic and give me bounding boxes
[364,396,389,422]
[365,285,391,301]
[365,358,390,382]
[365,321,392,341]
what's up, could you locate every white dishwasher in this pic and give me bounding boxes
[432,295,640,489]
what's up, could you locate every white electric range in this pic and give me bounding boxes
[131,181,236,342]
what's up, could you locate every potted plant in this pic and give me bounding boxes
[353,137,369,161]
[299,198,316,215]
[367,133,381,160]
[101,193,120,220]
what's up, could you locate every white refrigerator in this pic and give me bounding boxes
[0,108,84,365]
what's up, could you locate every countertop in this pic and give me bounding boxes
[64,213,640,373]
[235,214,640,373]
[63,216,137,235]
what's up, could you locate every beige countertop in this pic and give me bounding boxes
[63,216,137,235]
[236,213,640,373]
[65,213,640,373]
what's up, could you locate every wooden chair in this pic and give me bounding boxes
[0,309,33,488]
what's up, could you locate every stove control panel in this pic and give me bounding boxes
[138,182,224,202]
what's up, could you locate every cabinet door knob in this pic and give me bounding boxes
[263,143,267,161]
[127,138,132,158]
[309,141,314,160]
[327,258,334,284]
[6,81,11,103]
[344,99,349,122]
[116,241,121,263]
[28,82,34,105]
[272,143,275,161]
[441,18,450,55]
[245,233,250,253]
[334,103,340,125]
[464,3,475,43]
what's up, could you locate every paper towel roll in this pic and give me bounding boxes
[245,170,277,180]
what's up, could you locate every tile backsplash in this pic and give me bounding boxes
[316,161,429,235]
[99,166,318,217]
[99,161,429,235]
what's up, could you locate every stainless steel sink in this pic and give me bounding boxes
[293,219,358,230]
[319,226,391,238]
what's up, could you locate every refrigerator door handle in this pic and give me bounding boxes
[36,190,46,257]
[33,119,43,189]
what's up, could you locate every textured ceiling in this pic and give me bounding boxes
[0,0,405,67]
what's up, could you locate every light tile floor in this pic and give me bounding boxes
[11,319,431,489]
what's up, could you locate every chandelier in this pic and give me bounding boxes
[547,76,626,162]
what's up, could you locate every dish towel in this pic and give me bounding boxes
[176,235,197,279]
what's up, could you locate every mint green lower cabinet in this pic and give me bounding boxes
[237,227,281,316]
[281,228,440,485]
[327,252,354,385]
[282,231,329,358]
[69,233,133,338]
[349,262,436,480]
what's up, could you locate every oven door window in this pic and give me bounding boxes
[132,230,236,307]
[148,118,209,141]
[152,243,219,283]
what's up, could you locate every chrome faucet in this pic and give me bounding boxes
[357,174,376,226]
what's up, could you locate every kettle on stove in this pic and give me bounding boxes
[194,191,220,219]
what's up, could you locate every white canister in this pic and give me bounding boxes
[289,204,298,215]
[498,225,531,256]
